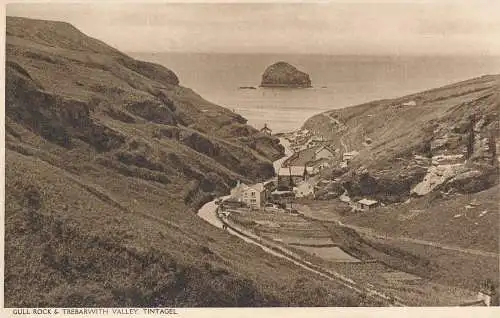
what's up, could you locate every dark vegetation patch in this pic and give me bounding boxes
[104,107,137,123]
[125,100,177,126]
[95,157,171,186]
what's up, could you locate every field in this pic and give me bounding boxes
[290,197,499,304]
[228,208,482,305]
[300,187,499,254]
[292,246,360,262]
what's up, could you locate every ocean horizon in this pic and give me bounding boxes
[131,52,500,133]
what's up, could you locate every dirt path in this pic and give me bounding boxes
[353,225,499,258]
[340,136,348,152]
[296,204,499,258]
[322,113,348,152]
[273,137,294,174]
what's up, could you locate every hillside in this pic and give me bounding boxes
[300,75,499,258]
[4,17,376,307]
[304,75,499,203]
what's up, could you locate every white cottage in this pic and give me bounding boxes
[230,181,266,209]
[242,183,266,209]
[354,198,379,212]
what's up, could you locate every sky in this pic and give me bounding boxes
[6,1,500,56]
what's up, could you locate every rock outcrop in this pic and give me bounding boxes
[260,61,312,88]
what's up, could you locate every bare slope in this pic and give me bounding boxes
[5,17,374,307]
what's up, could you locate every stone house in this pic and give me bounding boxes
[242,183,266,209]
[230,181,266,209]
[263,180,277,200]
[284,145,336,167]
[277,166,307,191]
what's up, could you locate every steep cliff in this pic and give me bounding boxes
[5,17,372,307]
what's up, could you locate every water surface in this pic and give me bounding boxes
[131,52,500,132]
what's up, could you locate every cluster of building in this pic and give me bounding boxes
[275,145,338,198]
[283,145,336,174]
[287,129,329,152]
[227,126,383,212]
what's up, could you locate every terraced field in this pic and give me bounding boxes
[228,208,479,306]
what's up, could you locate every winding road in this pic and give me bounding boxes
[197,139,406,306]
[273,137,293,173]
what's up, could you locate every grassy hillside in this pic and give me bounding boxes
[300,75,499,290]
[304,75,499,203]
[4,16,376,307]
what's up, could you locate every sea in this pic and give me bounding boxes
[130,52,500,133]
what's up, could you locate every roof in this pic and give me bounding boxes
[271,190,294,195]
[263,180,275,186]
[311,157,330,166]
[315,145,335,153]
[278,166,305,176]
[358,198,378,206]
[343,151,360,157]
[310,136,325,141]
[402,100,417,106]
[284,146,322,166]
[314,146,336,158]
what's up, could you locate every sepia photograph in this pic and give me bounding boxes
[2,0,499,311]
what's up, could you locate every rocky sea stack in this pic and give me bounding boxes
[260,61,312,88]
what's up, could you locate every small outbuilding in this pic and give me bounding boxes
[402,100,417,106]
[354,198,379,212]
[342,151,359,163]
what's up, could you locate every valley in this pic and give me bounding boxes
[5,15,499,308]
[208,75,499,306]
